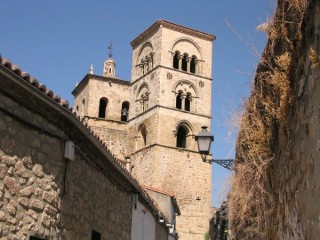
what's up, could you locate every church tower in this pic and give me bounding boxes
[73,20,215,240]
[127,20,215,240]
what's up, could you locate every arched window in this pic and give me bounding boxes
[121,101,130,122]
[176,91,182,109]
[173,80,197,113]
[137,84,149,113]
[137,124,147,150]
[190,56,197,74]
[185,93,191,112]
[176,126,187,148]
[182,54,188,72]
[173,51,179,69]
[141,96,148,112]
[98,98,108,118]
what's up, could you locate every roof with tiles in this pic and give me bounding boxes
[0,53,169,224]
[142,185,175,197]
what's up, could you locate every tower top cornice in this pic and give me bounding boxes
[130,19,216,49]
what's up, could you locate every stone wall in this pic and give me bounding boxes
[131,146,212,240]
[268,1,320,238]
[231,0,320,239]
[0,92,64,239]
[61,149,132,239]
[127,21,214,240]
[0,78,133,239]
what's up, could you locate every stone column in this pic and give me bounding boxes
[139,63,144,75]
[139,99,144,112]
[181,94,186,110]
[143,60,148,74]
[178,54,184,70]
[186,57,191,72]
[195,59,199,75]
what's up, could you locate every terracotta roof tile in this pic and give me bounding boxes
[1,55,71,110]
[142,185,175,197]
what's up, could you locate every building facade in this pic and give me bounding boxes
[73,20,216,239]
[0,55,176,239]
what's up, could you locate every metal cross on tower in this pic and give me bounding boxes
[107,41,113,58]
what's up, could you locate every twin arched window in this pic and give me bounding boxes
[137,84,150,113]
[173,51,197,74]
[176,91,192,112]
[140,53,154,75]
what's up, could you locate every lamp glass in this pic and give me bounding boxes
[196,136,212,155]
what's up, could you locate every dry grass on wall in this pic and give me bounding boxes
[229,0,309,239]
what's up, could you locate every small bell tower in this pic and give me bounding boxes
[103,42,116,77]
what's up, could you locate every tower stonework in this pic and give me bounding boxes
[73,20,215,239]
[128,20,215,240]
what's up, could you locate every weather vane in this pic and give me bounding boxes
[107,41,113,58]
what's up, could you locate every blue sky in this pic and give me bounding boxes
[0,0,275,207]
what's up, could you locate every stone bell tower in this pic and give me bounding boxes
[103,42,116,77]
[127,20,216,240]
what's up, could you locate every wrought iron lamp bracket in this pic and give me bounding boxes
[202,157,234,170]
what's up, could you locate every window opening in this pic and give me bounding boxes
[185,93,191,111]
[121,101,130,122]
[176,126,187,148]
[142,98,148,112]
[190,56,196,74]
[176,92,182,109]
[91,230,101,240]
[173,51,179,69]
[98,98,108,118]
[182,55,188,72]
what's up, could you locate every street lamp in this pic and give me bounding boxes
[195,126,234,170]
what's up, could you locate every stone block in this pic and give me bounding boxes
[18,197,29,208]
[22,156,33,170]
[26,209,38,220]
[6,216,16,225]
[26,177,35,186]
[37,179,51,191]
[44,205,57,216]
[0,164,7,179]
[42,191,55,204]
[15,161,29,179]
[31,199,44,211]
[32,164,44,178]
[5,176,19,196]
[0,210,6,221]
[41,212,51,228]
[6,200,17,216]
